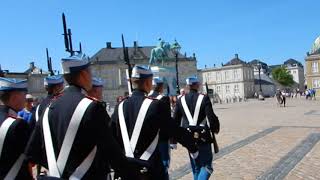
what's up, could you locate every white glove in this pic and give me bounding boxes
[190,151,199,159]
[170,144,177,150]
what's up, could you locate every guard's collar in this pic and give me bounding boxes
[132,89,148,96]
[0,105,18,117]
[189,89,198,93]
[64,85,87,95]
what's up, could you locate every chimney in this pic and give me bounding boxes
[235,54,239,59]
[133,41,138,53]
[30,62,35,70]
[0,65,4,77]
[106,42,112,49]
[133,41,138,48]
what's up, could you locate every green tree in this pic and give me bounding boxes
[271,67,295,87]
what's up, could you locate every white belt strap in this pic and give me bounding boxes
[4,154,25,180]
[0,117,16,157]
[181,94,204,126]
[43,107,61,176]
[43,98,95,178]
[118,98,158,160]
[69,146,97,180]
[140,132,159,160]
[118,102,134,158]
[35,105,40,122]
[0,117,25,179]
[156,95,163,100]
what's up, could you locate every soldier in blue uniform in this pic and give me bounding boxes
[34,75,64,123]
[148,77,171,179]
[111,65,198,180]
[87,77,104,101]
[0,77,33,179]
[32,74,64,175]
[174,76,220,180]
[26,53,138,180]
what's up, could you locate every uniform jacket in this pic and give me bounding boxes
[111,90,197,180]
[26,85,137,180]
[174,89,220,143]
[0,105,32,180]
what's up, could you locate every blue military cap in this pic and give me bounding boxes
[186,76,200,85]
[152,77,163,86]
[131,65,153,79]
[44,75,64,86]
[92,77,104,87]
[0,77,27,91]
[61,53,90,74]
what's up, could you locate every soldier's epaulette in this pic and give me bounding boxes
[119,96,129,103]
[85,95,99,102]
[52,93,63,100]
[7,115,18,120]
[85,95,107,107]
[145,96,157,100]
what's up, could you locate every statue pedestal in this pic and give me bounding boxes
[151,66,177,96]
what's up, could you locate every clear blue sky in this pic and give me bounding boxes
[0,0,319,72]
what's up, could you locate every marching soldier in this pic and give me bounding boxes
[34,75,64,123]
[32,74,64,176]
[0,77,33,179]
[26,53,138,179]
[87,77,104,101]
[111,65,198,180]
[174,76,220,180]
[148,77,171,179]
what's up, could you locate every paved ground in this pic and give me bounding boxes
[169,97,320,180]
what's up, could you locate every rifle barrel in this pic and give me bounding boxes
[62,13,70,52]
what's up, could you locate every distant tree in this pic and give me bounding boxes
[271,67,295,87]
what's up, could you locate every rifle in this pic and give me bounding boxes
[46,48,54,76]
[62,13,82,56]
[205,82,219,153]
[121,34,133,94]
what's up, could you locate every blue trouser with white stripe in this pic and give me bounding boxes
[189,144,213,180]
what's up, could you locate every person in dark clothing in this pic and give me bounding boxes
[25,53,138,180]
[174,76,220,180]
[34,75,64,123]
[111,65,198,180]
[148,77,172,179]
[32,74,64,175]
[0,77,33,179]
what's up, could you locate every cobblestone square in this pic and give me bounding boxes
[169,98,320,179]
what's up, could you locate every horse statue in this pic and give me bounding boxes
[149,38,171,66]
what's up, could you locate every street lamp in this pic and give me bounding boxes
[257,62,265,100]
[257,63,262,93]
[171,39,181,94]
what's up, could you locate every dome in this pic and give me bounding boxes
[310,36,320,55]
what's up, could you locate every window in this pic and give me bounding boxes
[234,84,239,93]
[216,72,221,81]
[233,70,239,80]
[226,85,230,93]
[312,62,318,73]
[225,71,229,80]
[216,86,221,93]
[293,70,296,74]
[312,79,320,88]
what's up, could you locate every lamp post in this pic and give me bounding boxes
[257,62,264,100]
[257,63,262,93]
[171,39,181,95]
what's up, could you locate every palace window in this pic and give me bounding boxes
[312,62,318,73]
[216,86,221,93]
[234,84,239,93]
[312,79,320,88]
[226,85,230,93]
